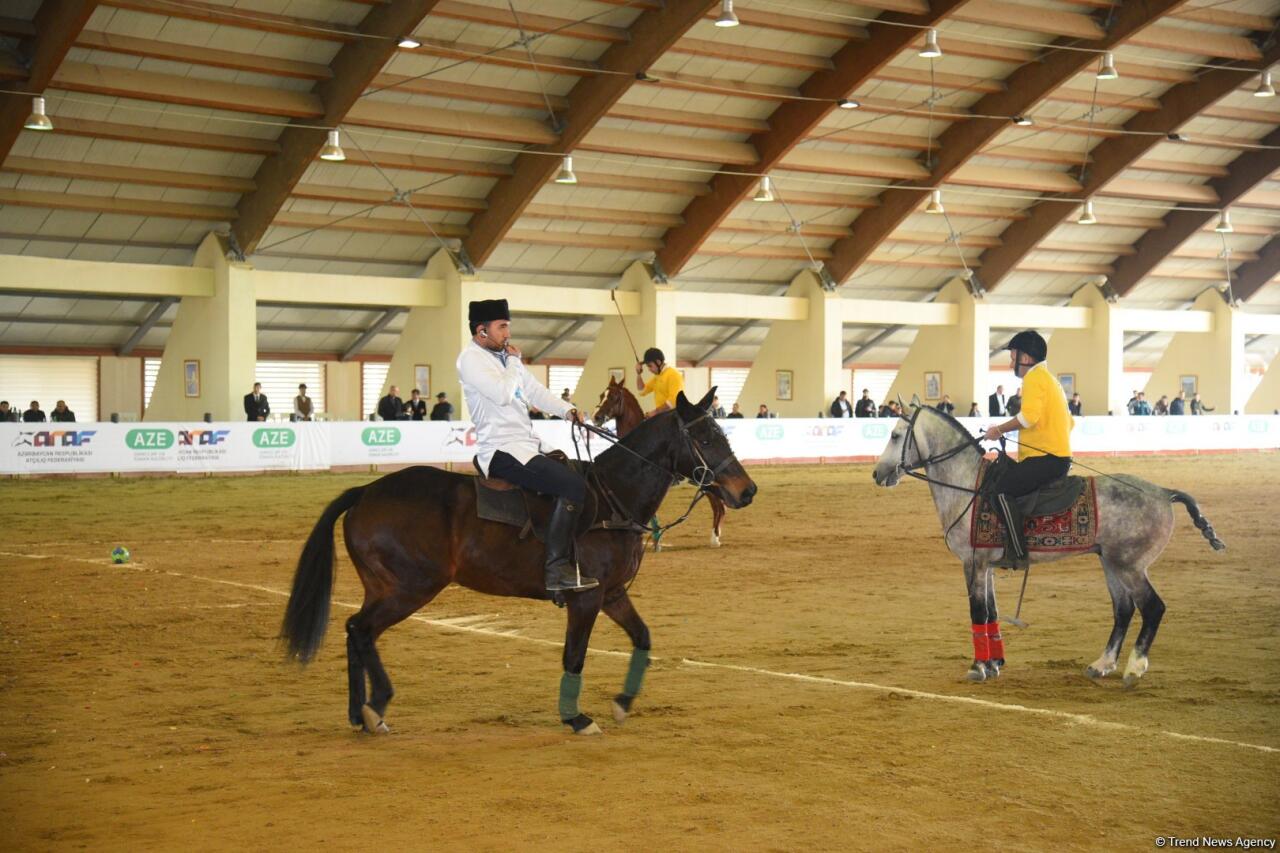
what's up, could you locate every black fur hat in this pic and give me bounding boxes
[469,299,510,332]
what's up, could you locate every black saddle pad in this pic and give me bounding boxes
[473,475,598,542]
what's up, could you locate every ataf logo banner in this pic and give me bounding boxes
[12,429,97,447]
[179,429,230,446]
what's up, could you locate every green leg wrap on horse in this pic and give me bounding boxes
[558,671,583,720]
[650,516,662,542]
[623,648,650,697]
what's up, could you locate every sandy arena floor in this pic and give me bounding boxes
[1,454,1277,851]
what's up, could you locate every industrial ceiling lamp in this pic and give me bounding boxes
[1012,114,1033,126]
[1077,199,1097,225]
[398,35,421,48]
[24,96,52,131]
[715,0,739,27]
[753,175,775,202]
[319,129,345,161]
[837,98,861,110]
[1255,71,1276,98]
[1214,209,1233,233]
[924,189,944,214]
[1097,52,1118,81]
[554,154,577,184]
[919,28,942,59]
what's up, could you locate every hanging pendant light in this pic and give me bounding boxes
[1214,209,1233,233]
[319,129,345,161]
[1012,115,1033,127]
[1077,199,1097,225]
[919,28,942,59]
[554,154,577,184]
[714,0,739,27]
[753,175,774,203]
[1254,71,1275,98]
[24,96,53,131]
[924,189,944,214]
[1097,52,1118,81]
[397,35,421,49]
[837,98,860,110]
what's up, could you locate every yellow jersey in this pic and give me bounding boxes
[640,365,684,410]
[1016,362,1073,458]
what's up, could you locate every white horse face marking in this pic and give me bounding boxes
[872,412,917,487]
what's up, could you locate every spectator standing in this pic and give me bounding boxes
[756,404,770,418]
[726,403,744,419]
[405,389,428,421]
[988,384,1007,417]
[1129,392,1152,416]
[23,400,46,422]
[1190,393,1214,415]
[377,385,407,421]
[1006,389,1022,417]
[429,392,453,421]
[830,391,853,418]
[1153,395,1169,416]
[854,389,876,418]
[967,402,981,417]
[293,383,313,421]
[710,396,726,418]
[243,383,269,422]
[1169,391,1186,415]
[935,394,955,415]
[1068,392,1083,416]
[50,400,76,422]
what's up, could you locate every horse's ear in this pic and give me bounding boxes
[694,387,714,412]
[675,390,693,415]
[909,393,922,409]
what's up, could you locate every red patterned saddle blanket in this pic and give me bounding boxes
[970,458,1100,552]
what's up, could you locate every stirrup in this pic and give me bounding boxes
[545,559,599,593]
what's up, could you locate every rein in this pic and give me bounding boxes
[898,406,988,538]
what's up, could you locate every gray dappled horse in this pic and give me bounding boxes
[872,399,1225,687]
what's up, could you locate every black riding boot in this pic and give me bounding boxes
[993,493,1030,570]
[545,497,598,592]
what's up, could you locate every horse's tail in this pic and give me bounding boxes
[1168,490,1226,552]
[281,485,366,663]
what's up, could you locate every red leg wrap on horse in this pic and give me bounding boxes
[971,624,991,661]
[986,621,1005,660]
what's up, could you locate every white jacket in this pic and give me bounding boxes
[456,341,575,474]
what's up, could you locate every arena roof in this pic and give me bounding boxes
[0,0,1277,366]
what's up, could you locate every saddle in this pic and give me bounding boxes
[972,456,1099,552]
[472,451,600,542]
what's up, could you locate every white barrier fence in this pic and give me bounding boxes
[2,416,1278,476]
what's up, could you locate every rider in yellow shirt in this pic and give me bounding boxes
[635,347,684,417]
[982,330,1074,569]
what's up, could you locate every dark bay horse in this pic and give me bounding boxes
[593,377,728,549]
[873,399,1225,686]
[282,388,756,735]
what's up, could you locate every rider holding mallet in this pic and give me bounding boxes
[635,346,684,417]
[982,330,1074,569]
[456,298,597,594]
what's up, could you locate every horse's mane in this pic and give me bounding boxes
[914,404,982,456]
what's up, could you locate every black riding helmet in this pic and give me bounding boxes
[643,347,665,365]
[1005,330,1047,363]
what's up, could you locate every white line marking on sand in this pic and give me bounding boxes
[10,550,1276,754]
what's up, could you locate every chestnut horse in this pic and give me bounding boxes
[282,389,756,735]
[594,377,728,549]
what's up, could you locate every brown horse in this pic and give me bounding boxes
[593,377,728,549]
[282,388,756,735]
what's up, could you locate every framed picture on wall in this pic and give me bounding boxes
[414,364,431,397]
[609,367,625,384]
[183,359,200,398]
[776,370,793,401]
[924,371,942,401]
[1058,373,1075,398]
[1180,374,1197,397]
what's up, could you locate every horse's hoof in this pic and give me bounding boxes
[983,660,1001,679]
[361,704,389,734]
[709,536,720,548]
[965,663,987,682]
[564,714,602,736]
[611,693,634,724]
[1122,672,1141,689]
[611,701,628,724]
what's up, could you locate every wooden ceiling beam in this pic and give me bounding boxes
[272,211,468,239]
[344,100,558,145]
[1233,236,1280,302]
[522,204,684,229]
[39,116,280,155]
[1,156,256,193]
[292,184,486,213]
[461,0,715,269]
[1109,127,1280,296]
[653,0,975,278]
[100,0,356,43]
[823,0,1195,286]
[0,187,234,220]
[74,31,333,80]
[0,0,101,161]
[976,42,1279,292]
[322,148,510,179]
[233,1,443,255]
[504,231,663,252]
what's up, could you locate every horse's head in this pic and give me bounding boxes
[674,387,757,508]
[593,377,625,426]
[873,394,927,487]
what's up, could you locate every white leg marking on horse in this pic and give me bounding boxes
[710,532,720,548]
[1123,651,1149,687]
[611,701,628,724]
[1086,652,1117,679]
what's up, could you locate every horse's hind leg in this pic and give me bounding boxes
[603,590,651,724]
[1086,561,1135,679]
[963,560,997,682]
[1123,574,1165,688]
[709,494,725,547]
[348,583,447,733]
[560,588,605,735]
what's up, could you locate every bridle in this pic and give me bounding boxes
[895,405,988,539]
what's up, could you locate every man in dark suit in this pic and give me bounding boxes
[22,400,46,422]
[378,385,408,421]
[1006,389,1022,417]
[244,383,269,421]
[430,392,454,421]
[988,384,1007,417]
[829,391,853,418]
[854,389,876,418]
[406,389,428,421]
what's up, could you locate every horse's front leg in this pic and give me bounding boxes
[963,559,999,682]
[603,589,651,724]
[560,586,605,735]
[709,494,725,548]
